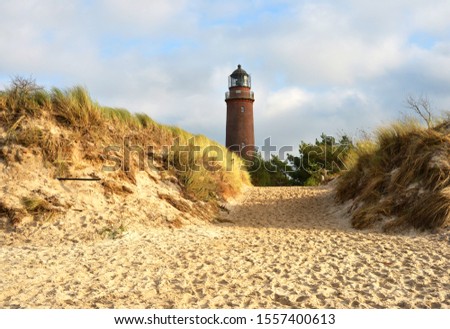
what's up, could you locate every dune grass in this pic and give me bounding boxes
[0,78,250,203]
[336,119,450,232]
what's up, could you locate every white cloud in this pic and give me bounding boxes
[264,87,312,117]
[410,1,450,33]
[97,0,190,36]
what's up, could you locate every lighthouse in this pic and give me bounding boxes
[225,64,255,158]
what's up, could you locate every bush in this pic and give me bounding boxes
[4,76,48,119]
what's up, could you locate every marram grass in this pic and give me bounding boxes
[336,119,450,232]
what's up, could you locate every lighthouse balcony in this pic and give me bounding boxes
[225,90,254,100]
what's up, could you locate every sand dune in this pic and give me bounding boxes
[1,186,449,308]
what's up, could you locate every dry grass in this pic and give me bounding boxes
[134,113,156,128]
[406,188,450,230]
[336,119,450,232]
[51,86,103,130]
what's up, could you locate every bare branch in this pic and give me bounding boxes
[405,95,433,128]
[8,76,42,96]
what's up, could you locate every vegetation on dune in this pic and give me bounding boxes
[0,77,250,207]
[336,118,450,232]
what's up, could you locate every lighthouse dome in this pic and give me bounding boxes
[230,64,249,78]
[229,64,251,88]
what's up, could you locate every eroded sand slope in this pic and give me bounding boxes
[1,186,449,308]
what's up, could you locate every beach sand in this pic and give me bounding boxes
[1,186,449,308]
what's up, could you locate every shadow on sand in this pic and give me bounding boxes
[215,186,351,231]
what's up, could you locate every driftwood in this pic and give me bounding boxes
[57,177,101,181]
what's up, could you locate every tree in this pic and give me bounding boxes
[287,133,354,185]
[247,152,292,186]
[406,95,434,128]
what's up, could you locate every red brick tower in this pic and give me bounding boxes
[225,64,255,158]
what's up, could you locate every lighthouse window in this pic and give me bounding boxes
[241,106,245,113]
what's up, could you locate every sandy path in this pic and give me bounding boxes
[1,186,449,308]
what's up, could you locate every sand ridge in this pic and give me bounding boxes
[1,186,449,308]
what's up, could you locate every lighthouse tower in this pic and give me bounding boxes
[225,64,255,158]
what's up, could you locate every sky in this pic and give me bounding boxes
[2,0,450,156]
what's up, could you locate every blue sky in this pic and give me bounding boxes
[2,0,450,155]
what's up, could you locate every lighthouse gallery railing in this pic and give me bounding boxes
[225,90,254,100]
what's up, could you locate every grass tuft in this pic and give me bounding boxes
[51,86,103,130]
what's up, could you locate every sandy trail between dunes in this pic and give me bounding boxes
[1,186,449,308]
